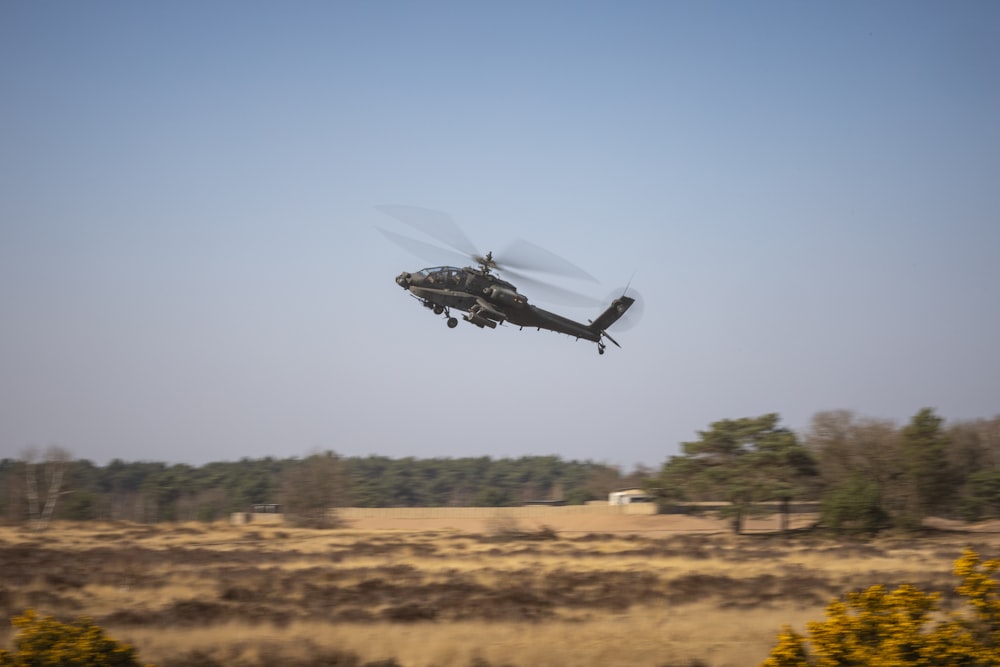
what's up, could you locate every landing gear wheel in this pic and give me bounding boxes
[433,305,444,315]
[447,317,458,328]
[598,342,606,355]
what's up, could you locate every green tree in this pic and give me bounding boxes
[0,459,25,523]
[659,414,816,534]
[963,469,1000,522]
[0,609,151,667]
[901,408,954,526]
[820,474,889,536]
[950,417,1000,521]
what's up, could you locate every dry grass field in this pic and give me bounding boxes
[2,515,1000,667]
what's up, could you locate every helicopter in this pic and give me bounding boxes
[378,206,638,355]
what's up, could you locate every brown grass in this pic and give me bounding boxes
[1,519,998,667]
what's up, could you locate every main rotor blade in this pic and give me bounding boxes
[376,227,472,267]
[498,238,599,283]
[376,205,480,259]
[503,269,603,308]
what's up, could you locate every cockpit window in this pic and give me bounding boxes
[417,267,463,285]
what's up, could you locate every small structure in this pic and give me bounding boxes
[608,488,654,505]
[231,503,284,525]
[251,503,282,514]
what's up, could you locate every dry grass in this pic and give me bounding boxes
[120,608,819,667]
[1,520,998,667]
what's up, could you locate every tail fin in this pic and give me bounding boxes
[588,295,636,334]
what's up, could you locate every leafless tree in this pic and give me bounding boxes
[22,445,71,530]
[279,451,348,527]
[807,411,906,530]
[808,411,901,489]
[954,415,1000,469]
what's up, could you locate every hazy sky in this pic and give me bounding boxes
[2,1,998,470]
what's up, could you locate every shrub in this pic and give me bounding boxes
[761,547,1000,666]
[820,475,889,536]
[0,609,151,667]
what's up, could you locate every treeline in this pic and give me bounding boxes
[809,408,1000,532]
[655,408,1000,534]
[3,407,998,533]
[0,453,648,525]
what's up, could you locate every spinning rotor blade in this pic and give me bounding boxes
[376,227,471,267]
[503,270,603,308]
[376,205,481,259]
[489,237,603,307]
[498,238,599,283]
[377,204,609,308]
[378,206,599,281]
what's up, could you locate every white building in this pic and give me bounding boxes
[608,488,654,505]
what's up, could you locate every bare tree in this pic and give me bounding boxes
[808,411,902,496]
[279,451,348,527]
[23,445,71,530]
[807,411,904,533]
[965,415,1000,469]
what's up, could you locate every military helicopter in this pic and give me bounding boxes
[377,206,638,355]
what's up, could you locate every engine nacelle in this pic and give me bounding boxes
[485,286,526,306]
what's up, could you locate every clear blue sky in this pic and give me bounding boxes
[2,1,998,470]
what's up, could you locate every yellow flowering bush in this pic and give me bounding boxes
[0,609,151,667]
[761,548,1000,666]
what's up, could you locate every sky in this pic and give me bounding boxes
[2,1,998,471]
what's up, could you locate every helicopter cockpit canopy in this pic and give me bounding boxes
[417,266,464,286]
